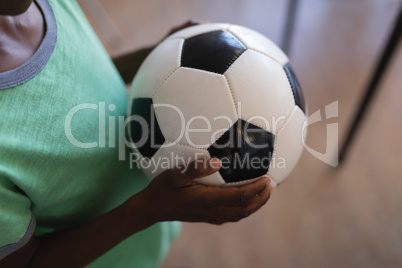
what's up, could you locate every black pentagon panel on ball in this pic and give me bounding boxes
[129,98,165,158]
[283,62,306,114]
[207,119,275,183]
[181,30,247,74]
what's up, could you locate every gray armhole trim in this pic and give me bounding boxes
[0,0,57,90]
[0,214,36,260]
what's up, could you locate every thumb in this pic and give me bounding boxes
[172,158,221,186]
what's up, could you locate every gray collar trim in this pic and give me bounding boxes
[0,0,57,90]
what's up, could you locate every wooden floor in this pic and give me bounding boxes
[78,0,402,267]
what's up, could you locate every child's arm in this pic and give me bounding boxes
[1,159,272,268]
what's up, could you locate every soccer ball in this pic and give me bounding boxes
[127,23,307,188]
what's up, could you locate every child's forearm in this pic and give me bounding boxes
[1,193,155,268]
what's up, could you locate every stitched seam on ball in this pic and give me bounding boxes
[164,139,209,152]
[222,29,249,72]
[203,75,238,145]
[245,120,273,133]
[224,49,246,74]
[222,74,239,117]
[151,67,180,97]
[248,48,283,66]
[276,106,296,137]
[180,66,226,76]
[225,29,279,65]
[226,28,248,48]
[248,117,287,137]
[269,106,296,165]
[238,120,276,140]
[283,65,299,108]
[177,39,184,67]
[225,177,260,185]
[208,125,234,147]
[167,25,231,41]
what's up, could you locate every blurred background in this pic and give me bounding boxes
[77,0,402,267]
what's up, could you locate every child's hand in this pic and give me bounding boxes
[140,158,272,225]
